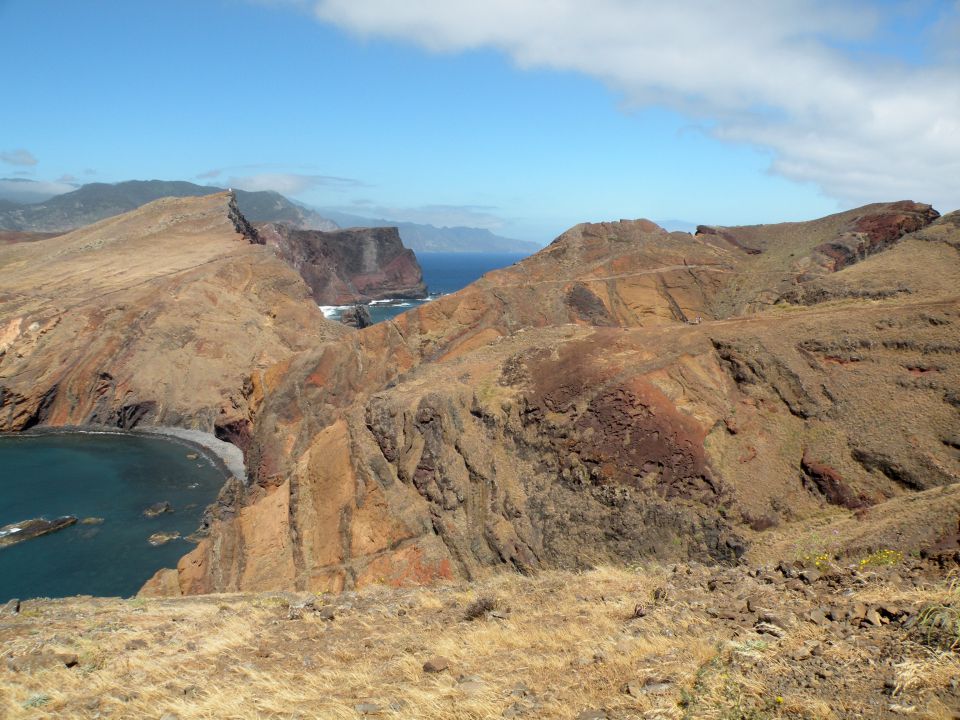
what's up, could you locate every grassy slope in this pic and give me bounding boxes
[2,562,958,719]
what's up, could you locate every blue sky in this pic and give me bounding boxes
[1,0,958,243]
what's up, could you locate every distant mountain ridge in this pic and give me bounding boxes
[0,180,541,253]
[0,180,337,233]
[322,210,542,254]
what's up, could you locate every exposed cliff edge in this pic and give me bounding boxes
[1,192,954,599]
[0,192,348,449]
[258,223,428,304]
[145,200,960,596]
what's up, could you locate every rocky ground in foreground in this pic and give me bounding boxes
[2,558,959,719]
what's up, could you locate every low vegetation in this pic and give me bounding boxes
[2,560,959,719]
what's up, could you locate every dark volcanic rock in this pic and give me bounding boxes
[143,502,173,518]
[696,225,763,255]
[812,202,940,272]
[258,223,427,305]
[565,284,616,326]
[0,517,77,548]
[801,451,869,509]
[422,656,451,673]
[340,305,374,329]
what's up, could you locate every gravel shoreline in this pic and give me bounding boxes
[11,425,246,483]
[139,426,246,482]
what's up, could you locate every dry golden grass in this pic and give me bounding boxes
[2,564,959,719]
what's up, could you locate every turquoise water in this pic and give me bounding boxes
[0,432,229,601]
[324,252,529,324]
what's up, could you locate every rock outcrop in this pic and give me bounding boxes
[257,223,428,305]
[0,192,347,447]
[157,201,959,595]
[339,305,374,329]
[2,192,955,597]
[0,517,77,547]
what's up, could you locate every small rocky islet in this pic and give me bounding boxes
[0,507,188,550]
[146,531,181,547]
[0,517,77,549]
[141,501,173,518]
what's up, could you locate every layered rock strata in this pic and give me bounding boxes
[1,192,953,597]
[257,223,428,305]
[151,201,960,595]
[0,193,347,448]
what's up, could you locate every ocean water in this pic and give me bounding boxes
[0,432,229,601]
[322,251,529,324]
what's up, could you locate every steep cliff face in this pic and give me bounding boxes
[257,223,428,305]
[0,193,348,446]
[157,202,960,595]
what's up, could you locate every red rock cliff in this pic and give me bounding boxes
[157,202,960,596]
[258,223,427,305]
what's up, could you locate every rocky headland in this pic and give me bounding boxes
[2,195,957,598]
[257,223,428,305]
[0,192,348,448]
[128,199,959,597]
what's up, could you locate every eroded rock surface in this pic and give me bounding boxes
[258,223,427,305]
[0,193,348,445]
[162,202,960,595]
[2,193,955,596]
[0,517,77,548]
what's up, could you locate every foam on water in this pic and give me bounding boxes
[319,252,529,325]
[319,305,351,318]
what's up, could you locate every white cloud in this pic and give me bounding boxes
[307,0,960,211]
[1,148,38,167]
[227,172,364,195]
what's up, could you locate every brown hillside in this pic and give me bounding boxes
[149,201,960,595]
[0,193,347,444]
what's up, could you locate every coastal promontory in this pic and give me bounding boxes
[257,223,428,305]
[0,192,347,446]
[161,200,960,595]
